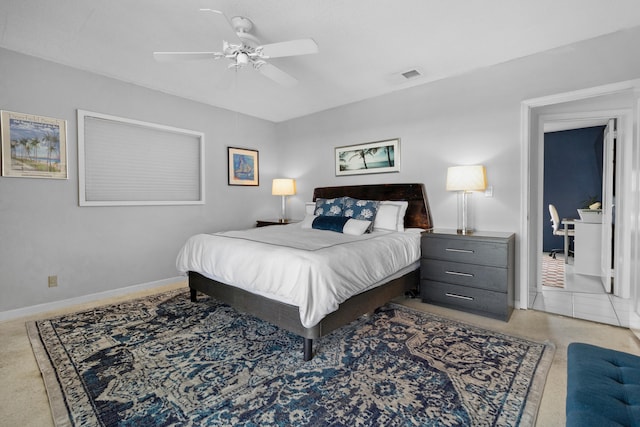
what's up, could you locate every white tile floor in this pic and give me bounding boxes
[532,256,631,327]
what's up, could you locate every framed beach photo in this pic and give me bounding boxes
[228,147,259,186]
[335,138,400,176]
[1,110,68,179]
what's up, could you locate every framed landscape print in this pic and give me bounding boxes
[228,147,259,186]
[335,138,400,176]
[1,110,68,179]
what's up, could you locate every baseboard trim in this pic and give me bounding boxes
[630,311,640,342]
[0,276,186,323]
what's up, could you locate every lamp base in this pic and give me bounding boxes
[456,191,475,235]
[280,195,286,222]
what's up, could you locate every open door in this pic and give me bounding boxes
[600,119,615,293]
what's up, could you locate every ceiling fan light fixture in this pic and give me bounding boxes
[154,10,318,86]
[252,59,267,69]
[236,52,249,66]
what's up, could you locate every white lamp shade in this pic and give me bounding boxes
[446,165,487,192]
[272,178,296,196]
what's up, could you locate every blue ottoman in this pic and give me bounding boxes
[567,342,640,426]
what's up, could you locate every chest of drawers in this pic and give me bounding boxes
[256,219,299,227]
[420,229,515,321]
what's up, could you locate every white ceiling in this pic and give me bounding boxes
[2,0,640,122]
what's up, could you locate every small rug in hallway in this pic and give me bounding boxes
[27,290,554,427]
[542,253,565,288]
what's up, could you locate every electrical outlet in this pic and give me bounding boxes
[485,186,494,198]
[48,275,58,288]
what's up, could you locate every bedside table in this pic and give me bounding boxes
[256,219,299,227]
[420,229,515,321]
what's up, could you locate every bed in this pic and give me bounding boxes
[178,183,433,360]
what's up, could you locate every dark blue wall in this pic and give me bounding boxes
[543,126,604,252]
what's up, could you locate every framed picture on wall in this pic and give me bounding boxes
[335,138,400,176]
[1,110,68,179]
[228,146,259,186]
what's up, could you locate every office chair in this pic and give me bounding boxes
[548,204,575,260]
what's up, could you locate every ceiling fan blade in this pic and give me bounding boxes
[199,9,242,44]
[153,52,221,62]
[258,62,298,87]
[259,39,318,58]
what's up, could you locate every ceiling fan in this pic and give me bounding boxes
[153,9,318,87]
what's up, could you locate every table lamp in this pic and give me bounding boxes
[272,178,296,221]
[446,165,487,234]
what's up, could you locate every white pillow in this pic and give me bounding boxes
[373,204,401,231]
[305,202,316,215]
[342,219,372,236]
[374,201,409,232]
[300,214,317,229]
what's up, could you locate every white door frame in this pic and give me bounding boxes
[536,111,629,296]
[519,79,640,309]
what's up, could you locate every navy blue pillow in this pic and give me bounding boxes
[312,215,349,233]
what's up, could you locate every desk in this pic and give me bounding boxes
[573,220,602,276]
[561,218,575,264]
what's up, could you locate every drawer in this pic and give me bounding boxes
[421,280,512,321]
[421,237,508,267]
[420,259,508,292]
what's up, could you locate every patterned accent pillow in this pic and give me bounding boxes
[315,197,345,217]
[342,197,379,222]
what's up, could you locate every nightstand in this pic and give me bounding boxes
[420,229,515,321]
[255,219,299,227]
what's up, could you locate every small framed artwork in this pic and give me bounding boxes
[228,146,259,186]
[335,138,400,176]
[1,110,68,179]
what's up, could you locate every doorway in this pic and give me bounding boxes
[519,80,640,319]
[532,122,628,326]
[532,110,629,304]
[542,124,607,291]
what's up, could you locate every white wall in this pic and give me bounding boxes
[0,48,278,312]
[277,28,640,306]
[3,26,640,315]
[277,76,521,231]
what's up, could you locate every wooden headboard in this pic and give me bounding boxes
[312,183,433,230]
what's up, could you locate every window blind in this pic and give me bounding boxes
[78,110,204,206]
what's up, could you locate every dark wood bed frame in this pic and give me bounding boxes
[189,183,433,360]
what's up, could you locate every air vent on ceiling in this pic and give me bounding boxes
[387,67,425,85]
[401,69,422,80]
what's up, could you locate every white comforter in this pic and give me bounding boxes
[175,223,421,328]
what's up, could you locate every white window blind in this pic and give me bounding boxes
[78,110,204,206]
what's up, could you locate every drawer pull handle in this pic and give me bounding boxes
[445,270,474,278]
[445,248,474,254]
[445,293,474,301]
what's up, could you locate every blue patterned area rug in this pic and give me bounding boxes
[27,290,554,426]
